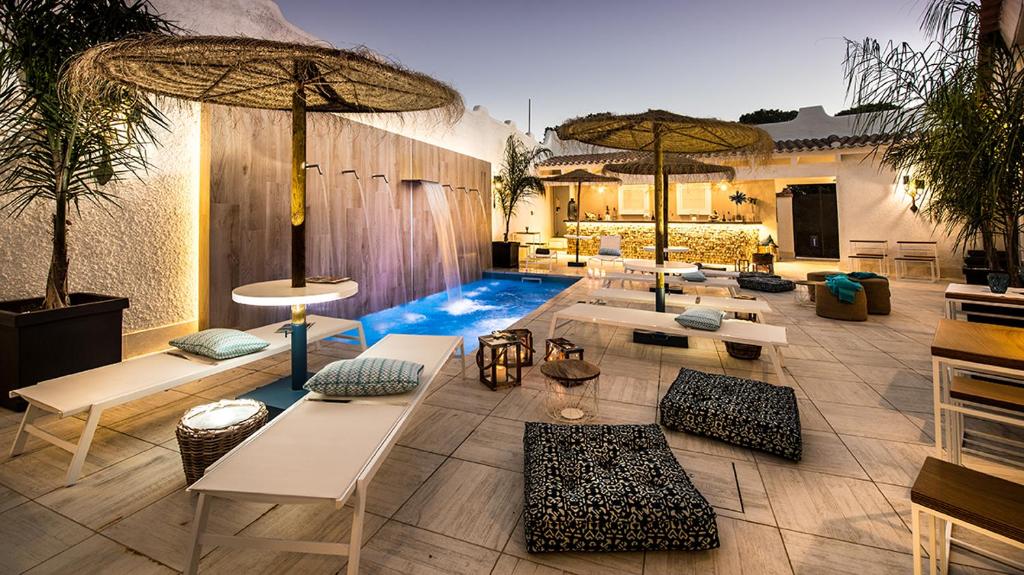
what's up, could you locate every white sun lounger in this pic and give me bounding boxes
[182,334,463,575]
[8,315,366,486]
[600,272,740,296]
[590,288,771,322]
[549,303,788,383]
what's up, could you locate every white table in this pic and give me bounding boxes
[642,245,690,254]
[944,282,1024,321]
[623,260,699,275]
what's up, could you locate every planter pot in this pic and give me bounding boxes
[987,272,1010,294]
[0,293,129,410]
[492,241,520,269]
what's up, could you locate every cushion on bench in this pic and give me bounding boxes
[523,422,719,553]
[660,368,802,461]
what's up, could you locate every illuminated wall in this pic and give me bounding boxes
[572,221,761,264]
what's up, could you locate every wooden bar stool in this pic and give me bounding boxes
[911,457,1024,574]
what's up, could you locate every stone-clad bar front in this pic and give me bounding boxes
[568,220,762,264]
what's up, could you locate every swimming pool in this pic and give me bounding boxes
[354,272,579,351]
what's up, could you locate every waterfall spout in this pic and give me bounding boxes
[420,181,463,301]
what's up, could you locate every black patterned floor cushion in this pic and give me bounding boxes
[660,368,802,461]
[737,275,796,292]
[523,422,719,553]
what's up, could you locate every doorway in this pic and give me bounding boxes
[789,183,839,259]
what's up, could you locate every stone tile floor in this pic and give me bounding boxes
[1,259,1022,574]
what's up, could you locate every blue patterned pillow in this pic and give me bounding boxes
[675,306,725,331]
[681,270,706,282]
[170,329,270,360]
[303,357,424,396]
[598,247,621,256]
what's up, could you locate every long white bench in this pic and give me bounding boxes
[183,334,463,575]
[600,272,740,296]
[9,315,366,486]
[549,303,789,383]
[590,287,771,322]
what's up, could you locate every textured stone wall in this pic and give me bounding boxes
[572,222,761,264]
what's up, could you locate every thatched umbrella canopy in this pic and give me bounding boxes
[556,110,771,311]
[542,169,620,267]
[68,34,463,287]
[68,35,462,392]
[604,153,736,183]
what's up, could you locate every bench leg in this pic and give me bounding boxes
[347,479,367,575]
[65,407,103,486]
[356,323,367,350]
[932,359,945,459]
[912,504,922,575]
[928,513,939,575]
[184,493,211,575]
[766,345,788,386]
[459,341,467,376]
[10,404,43,457]
[547,313,559,339]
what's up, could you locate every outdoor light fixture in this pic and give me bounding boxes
[506,328,535,367]
[903,175,924,213]
[544,337,584,361]
[476,333,523,390]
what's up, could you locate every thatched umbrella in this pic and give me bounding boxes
[68,35,462,393]
[605,154,736,256]
[556,110,771,311]
[542,169,620,267]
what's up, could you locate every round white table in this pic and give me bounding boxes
[642,245,690,257]
[623,260,698,275]
[231,279,359,391]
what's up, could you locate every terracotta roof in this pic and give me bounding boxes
[537,134,890,167]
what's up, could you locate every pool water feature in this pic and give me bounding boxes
[354,273,579,352]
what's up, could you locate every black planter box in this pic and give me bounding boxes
[0,293,128,411]
[492,241,520,269]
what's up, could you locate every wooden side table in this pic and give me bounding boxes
[541,359,600,422]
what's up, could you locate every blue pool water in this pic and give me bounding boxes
[356,272,579,351]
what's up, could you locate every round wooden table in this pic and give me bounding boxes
[540,359,601,422]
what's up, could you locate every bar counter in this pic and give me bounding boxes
[562,220,762,263]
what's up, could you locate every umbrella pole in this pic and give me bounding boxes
[653,129,666,312]
[569,181,584,267]
[663,172,670,261]
[290,82,308,389]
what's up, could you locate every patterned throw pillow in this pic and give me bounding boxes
[303,357,424,396]
[598,247,621,256]
[170,329,270,360]
[675,306,725,331]
[681,270,706,282]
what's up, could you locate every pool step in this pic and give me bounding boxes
[521,277,543,284]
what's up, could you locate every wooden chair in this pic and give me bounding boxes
[848,239,889,275]
[895,240,939,281]
[941,374,1024,467]
[911,457,1024,574]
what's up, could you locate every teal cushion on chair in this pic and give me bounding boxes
[675,307,725,331]
[598,247,621,257]
[170,328,270,360]
[303,357,424,396]
[681,271,706,282]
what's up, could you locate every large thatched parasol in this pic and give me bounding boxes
[69,35,462,397]
[605,154,736,257]
[542,169,620,267]
[556,110,771,312]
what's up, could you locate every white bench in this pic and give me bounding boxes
[548,303,788,383]
[183,334,463,575]
[590,288,771,322]
[9,315,366,486]
[600,272,740,296]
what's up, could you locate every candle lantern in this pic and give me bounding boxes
[544,337,584,362]
[476,334,523,390]
[506,328,535,367]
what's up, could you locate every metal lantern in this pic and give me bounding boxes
[476,334,523,390]
[544,337,584,361]
[506,328,535,367]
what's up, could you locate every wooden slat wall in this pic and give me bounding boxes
[204,105,492,329]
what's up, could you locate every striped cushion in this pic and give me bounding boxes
[675,307,725,331]
[304,357,424,396]
[170,329,270,360]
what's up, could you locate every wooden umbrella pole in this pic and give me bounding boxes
[653,126,666,312]
[574,182,582,264]
[289,80,308,389]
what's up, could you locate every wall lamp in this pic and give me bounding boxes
[902,175,924,213]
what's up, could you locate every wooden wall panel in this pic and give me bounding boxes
[204,105,492,329]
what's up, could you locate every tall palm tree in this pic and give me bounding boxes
[493,135,550,242]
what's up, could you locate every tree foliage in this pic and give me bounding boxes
[0,0,174,308]
[492,135,550,242]
[835,102,900,116]
[844,0,1024,283]
[738,108,797,125]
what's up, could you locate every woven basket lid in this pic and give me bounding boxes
[181,399,264,431]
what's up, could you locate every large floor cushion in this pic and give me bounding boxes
[523,422,719,553]
[851,276,891,315]
[737,275,795,292]
[814,283,868,321]
[660,368,802,461]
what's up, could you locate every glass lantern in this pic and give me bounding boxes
[476,334,523,390]
[506,328,535,367]
[544,337,584,362]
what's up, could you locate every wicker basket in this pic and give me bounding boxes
[725,341,762,360]
[175,399,268,485]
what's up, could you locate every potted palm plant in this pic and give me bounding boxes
[492,135,550,268]
[0,0,173,409]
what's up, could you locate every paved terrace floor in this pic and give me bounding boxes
[0,258,1022,574]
